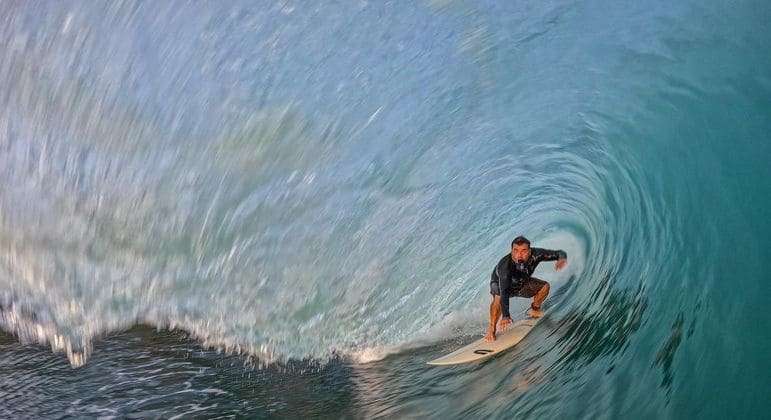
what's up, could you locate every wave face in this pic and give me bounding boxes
[1,0,769,417]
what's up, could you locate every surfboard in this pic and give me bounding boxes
[427,317,540,365]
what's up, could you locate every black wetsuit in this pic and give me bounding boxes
[490,248,567,318]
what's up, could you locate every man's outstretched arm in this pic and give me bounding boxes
[534,247,567,261]
[534,248,568,270]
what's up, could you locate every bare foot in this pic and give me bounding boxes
[484,328,496,342]
[527,308,544,318]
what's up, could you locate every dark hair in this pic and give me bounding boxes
[511,236,530,248]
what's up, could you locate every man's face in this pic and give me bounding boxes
[511,243,531,263]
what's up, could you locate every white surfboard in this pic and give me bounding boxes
[427,317,540,365]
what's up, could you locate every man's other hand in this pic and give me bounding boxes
[555,258,567,271]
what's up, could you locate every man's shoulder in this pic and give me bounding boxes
[497,254,511,266]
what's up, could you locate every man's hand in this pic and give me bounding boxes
[497,316,512,331]
[555,258,567,271]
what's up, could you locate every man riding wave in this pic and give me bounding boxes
[485,236,567,342]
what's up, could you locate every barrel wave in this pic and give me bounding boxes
[1,1,769,418]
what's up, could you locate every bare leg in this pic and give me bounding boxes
[484,295,502,342]
[528,283,550,318]
[533,282,549,308]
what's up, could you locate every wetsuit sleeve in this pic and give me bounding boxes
[534,248,567,262]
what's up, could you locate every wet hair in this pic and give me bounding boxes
[511,236,530,248]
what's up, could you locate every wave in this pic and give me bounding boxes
[0,10,768,416]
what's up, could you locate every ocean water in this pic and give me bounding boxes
[1,1,769,418]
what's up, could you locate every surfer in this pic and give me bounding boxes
[484,236,567,342]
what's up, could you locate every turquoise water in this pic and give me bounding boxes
[1,1,769,417]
